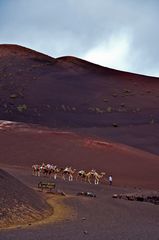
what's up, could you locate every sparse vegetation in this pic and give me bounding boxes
[9,91,24,99]
[17,104,27,112]
[71,107,76,111]
[107,106,112,113]
[60,104,77,112]
[95,107,104,113]
[112,123,118,127]
[88,107,105,113]
[10,94,17,99]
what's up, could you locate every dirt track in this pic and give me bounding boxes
[0,167,159,240]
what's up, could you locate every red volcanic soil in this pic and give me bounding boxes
[0,168,51,228]
[0,122,158,190]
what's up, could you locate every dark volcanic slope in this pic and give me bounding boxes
[0,168,51,228]
[0,44,159,153]
[0,44,159,127]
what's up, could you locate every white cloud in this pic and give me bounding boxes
[0,0,159,77]
[84,32,132,72]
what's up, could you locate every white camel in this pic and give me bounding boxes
[84,170,105,184]
[62,167,76,181]
[52,166,63,180]
[93,172,106,184]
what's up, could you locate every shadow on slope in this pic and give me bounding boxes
[0,168,51,228]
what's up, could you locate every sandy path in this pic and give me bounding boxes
[0,167,159,240]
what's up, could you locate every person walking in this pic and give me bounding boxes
[108,175,113,186]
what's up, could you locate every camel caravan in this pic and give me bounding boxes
[32,163,106,185]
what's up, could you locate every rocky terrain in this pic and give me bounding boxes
[113,191,159,205]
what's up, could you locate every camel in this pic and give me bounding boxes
[93,172,106,184]
[76,170,88,182]
[32,163,105,185]
[62,167,76,181]
[76,169,96,184]
[85,170,96,184]
[32,164,41,176]
[52,167,64,180]
[84,170,105,184]
[40,164,51,177]
[40,164,57,178]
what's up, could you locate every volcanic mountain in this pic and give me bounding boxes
[0,44,159,153]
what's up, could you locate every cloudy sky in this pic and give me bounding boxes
[0,0,159,77]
